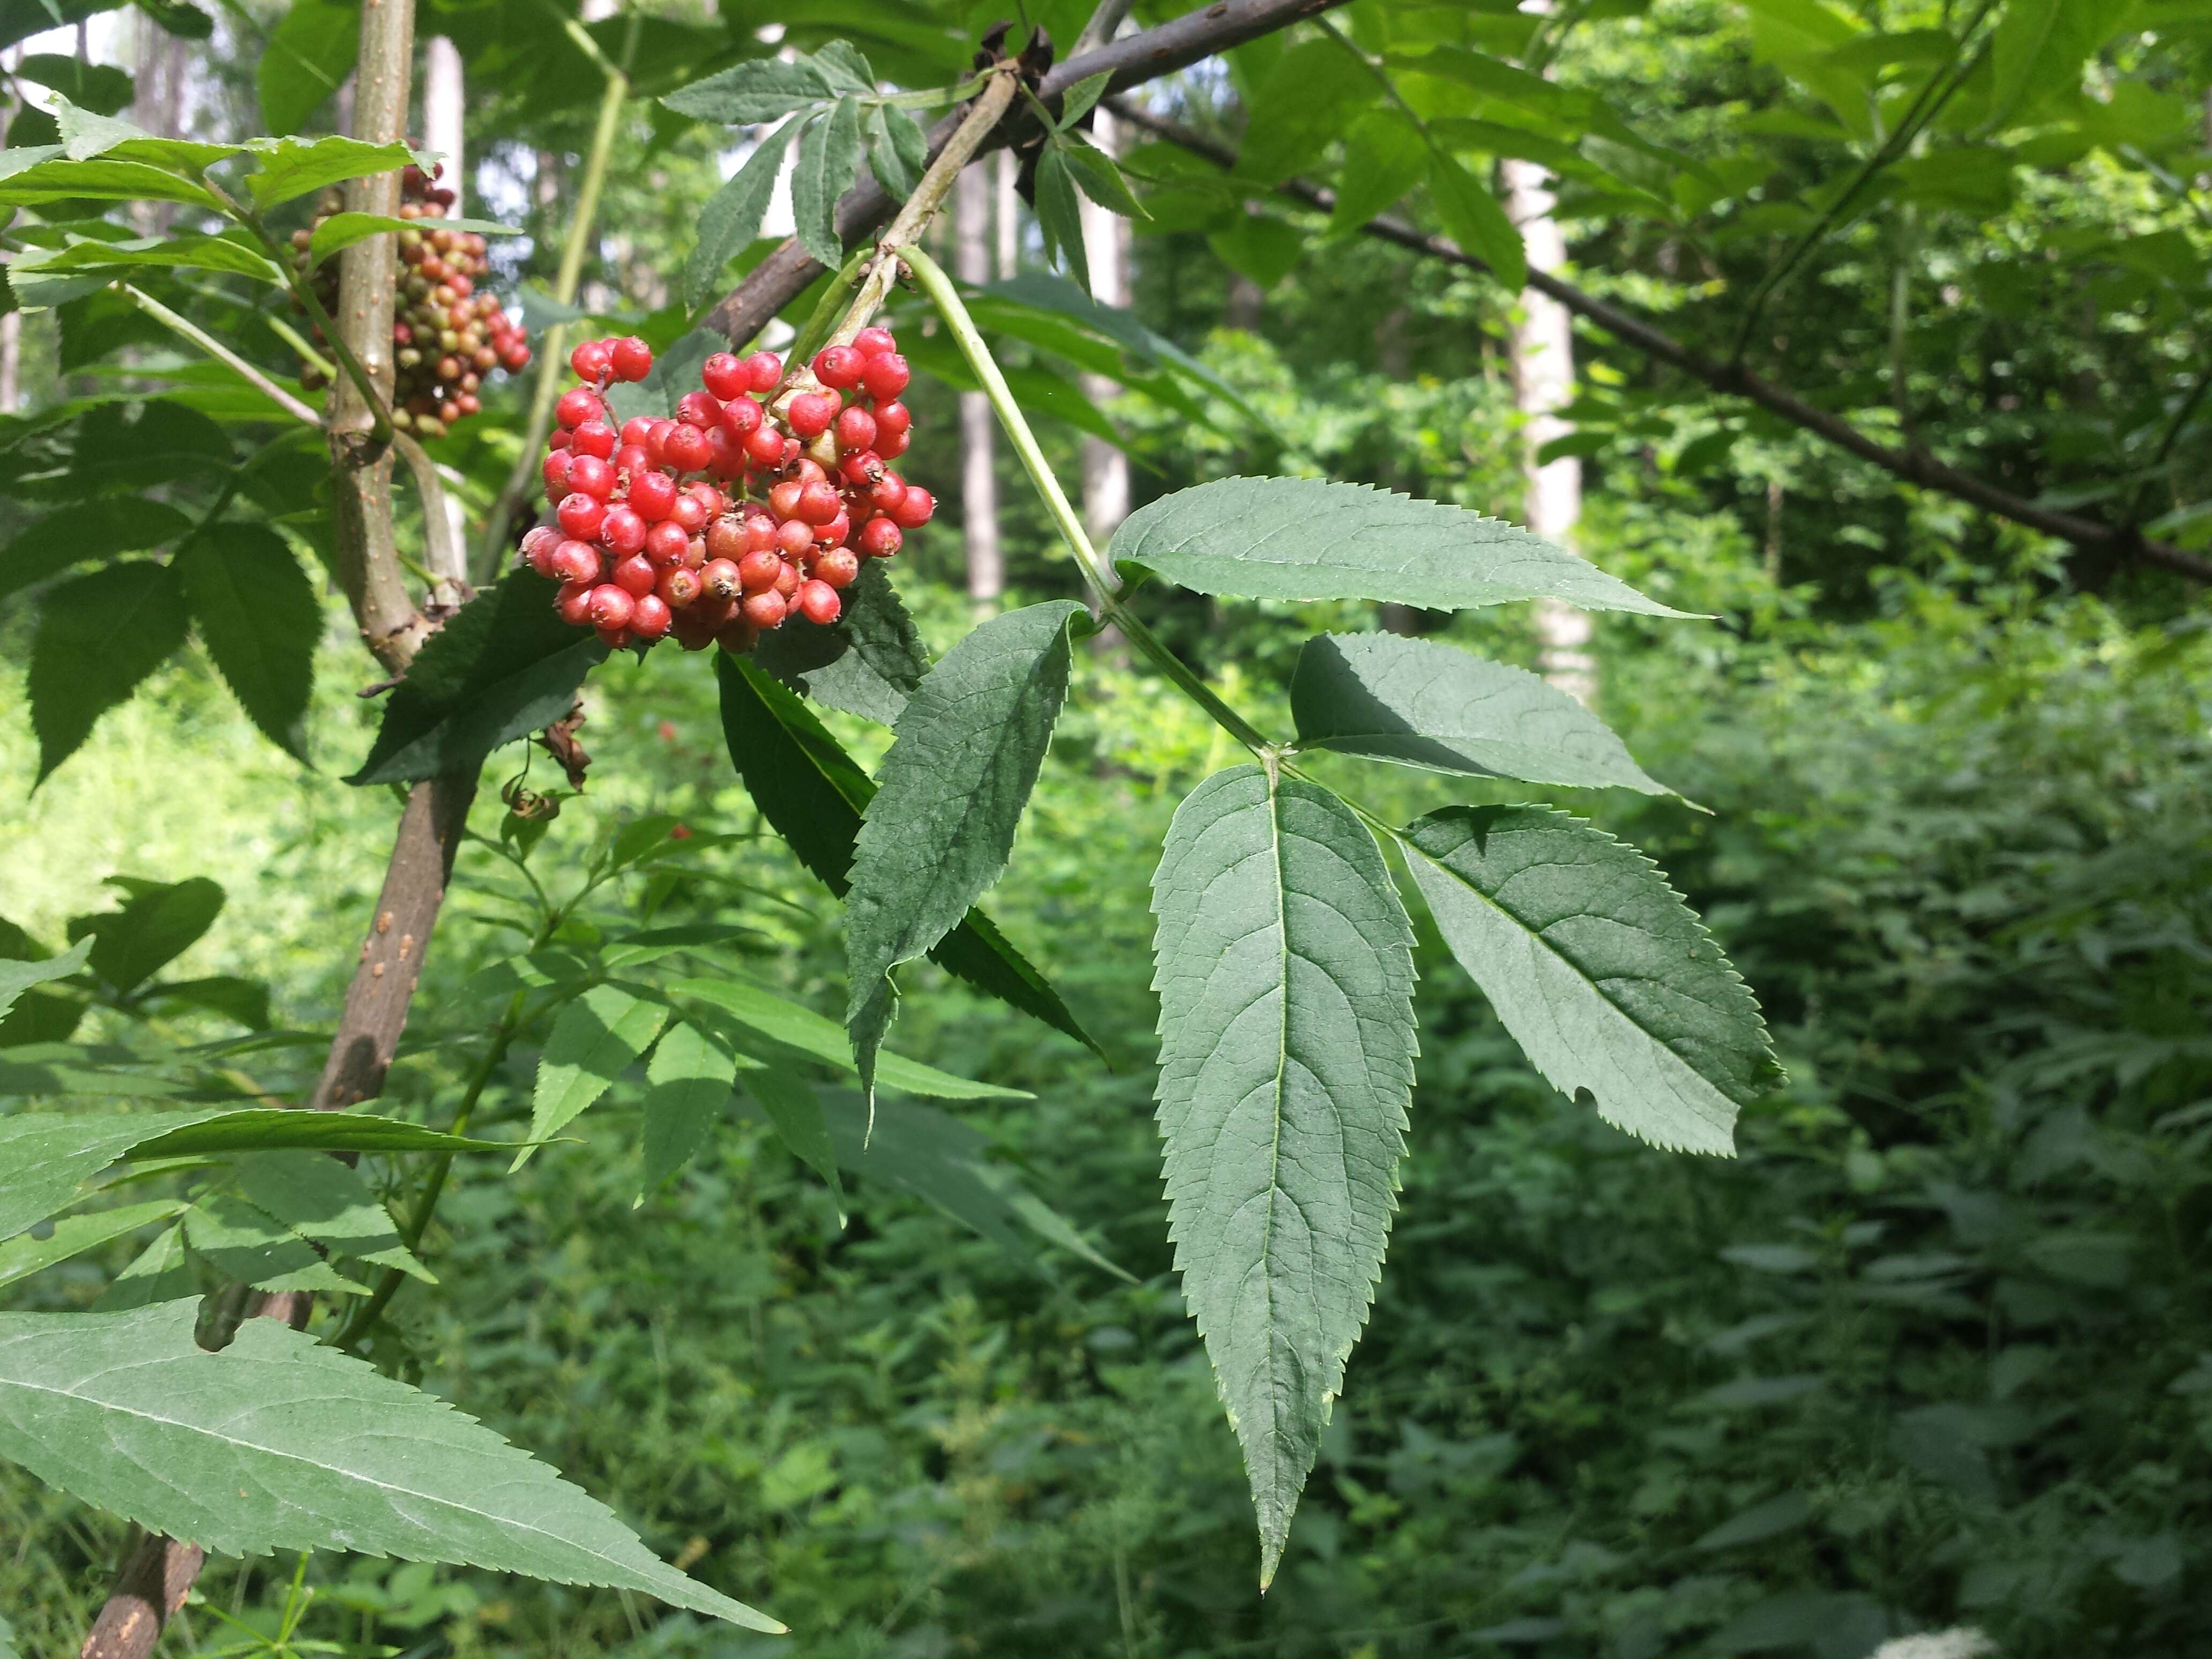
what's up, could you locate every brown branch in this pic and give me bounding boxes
[76,1533,204,1659]
[1107,101,2212,587]
[702,0,1355,348]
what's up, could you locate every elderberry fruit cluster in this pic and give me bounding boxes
[525,327,936,652]
[294,163,530,439]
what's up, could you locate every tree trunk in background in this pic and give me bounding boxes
[1224,272,1264,332]
[132,19,189,233]
[1503,155,1594,703]
[2,48,17,413]
[423,36,464,209]
[956,163,1003,605]
[1078,108,1131,547]
[995,148,1018,280]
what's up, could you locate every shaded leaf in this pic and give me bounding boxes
[1235,36,1377,185]
[230,1152,430,1281]
[1427,151,1527,290]
[741,1065,843,1213]
[0,1200,183,1291]
[520,985,669,1166]
[638,1021,738,1197]
[672,976,1027,1100]
[1152,764,1417,1587]
[29,561,189,783]
[257,0,356,136]
[1033,146,1090,292]
[0,496,192,603]
[1328,109,1428,236]
[791,96,864,269]
[749,558,928,725]
[91,1223,194,1311]
[183,1190,369,1295]
[0,939,91,1024]
[12,54,132,116]
[176,522,319,761]
[863,104,928,200]
[69,877,224,997]
[308,212,516,269]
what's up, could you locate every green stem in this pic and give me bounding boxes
[261,311,336,383]
[118,282,321,427]
[902,244,1277,755]
[776,246,872,382]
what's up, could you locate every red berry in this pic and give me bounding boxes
[620,416,659,450]
[868,472,907,514]
[567,453,616,501]
[701,557,742,601]
[550,538,602,584]
[705,427,748,478]
[595,624,632,649]
[874,400,911,439]
[646,419,678,460]
[742,589,788,629]
[613,443,653,477]
[795,482,841,526]
[720,395,763,438]
[787,391,838,438]
[570,339,614,382]
[630,592,672,641]
[716,615,761,654]
[851,325,896,358]
[684,535,708,571]
[743,351,782,393]
[570,420,617,460]
[739,509,779,554]
[834,406,877,454]
[627,468,678,521]
[557,492,607,539]
[813,510,850,548]
[524,529,561,580]
[814,548,861,589]
[614,552,659,597]
[772,559,802,599]
[610,336,654,382]
[587,584,635,629]
[542,452,573,495]
[657,564,703,608]
[701,352,748,400]
[813,346,864,390]
[858,518,902,558]
[556,579,596,626]
[875,427,909,460]
[737,549,783,592]
[646,519,691,565]
[555,386,604,429]
[775,517,814,557]
[669,492,710,534]
[743,422,787,467]
[860,353,909,400]
[676,390,723,430]
[670,608,720,651]
[795,578,841,626]
[600,505,648,556]
[766,480,803,520]
[662,423,712,472]
[890,485,935,529]
[705,516,745,563]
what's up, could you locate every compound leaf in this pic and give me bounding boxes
[683,115,801,308]
[0,496,192,603]
[29,561,189,784]
[791,95,863,270]
[1150,765,1417,1587]
[176,522,319,761]
[1399,805,1780,1156]
[1111,477,1694,616]
[662,56,833,124]
[0,1301,781,1628]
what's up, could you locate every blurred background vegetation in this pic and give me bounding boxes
[3,0,2209,1653]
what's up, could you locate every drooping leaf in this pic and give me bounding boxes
[1056,70,1112,132]
[1398,805,1780,1155]
[519,984,669,1167]
[0,939,92,1025]
[791,96,864,269]
[182,1190,370,1295]
[241,134,422,210]
[1060,136,1148,221]
[863,104,928,200]
[715,656,1102,1056]
[683,115,803,308]
[0,496,192,603]
[740,1065,844,1213]
[1235,36,1377,185]
[308,212,517,268]
[637,1021,738,1197]
[749,558,929,725]
[0,152,226,213]
[0,1301,783,1628]
[1032,145,1091,292]
[257,0,357,135]
[1289,633,1673,794]
[29,560,190,783]
[1151,765,1418,1586]
[68,876,224,997]
[661,55,834,124]
[1110,477,1695,616]
[176,522,319,761]
[672,976,1027,1101]
[0,1200,183,1291]
[1426,151,1527,290]
[845,601,1087,1098]
[348,571,606,786]
[975,271,1258,419]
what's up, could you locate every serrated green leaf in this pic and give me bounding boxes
[348,571,607,786]
[92,1222,195,1310]
[1398,805,1779,1155]
[176,522,318,761]
[1059,136,1148,220]
[130,1111,510,1160]
[242,135,421,210]
[0,1301,783,1628]
[183,1190,370,1295]
[308,212,516,268]
[0,153,223,213]
[1290,633,1673,794]
[29,561,189,783]
[9,231,282,287]
[975,271,1259,421]
[1151,765,1418,1586]
[520,985,669,1167]
[811,40,877,94]
[257,0,356,135]
[1056,70,1111,132]
[1235,36,1377,185]
[0,1199,180,1290]
[1427,151,1526,290]
[791,96,864,269]
[864,103,930,200]
[846,601,1087,1099]
[682,116,802,308]
[740,1066,843,1213]
[672,976,1027,1101]
[749,559,929,726]
[68,876,222,998]
[661,55,834,123]
[0,496,191,603]
[638,1021,738,1198]
[715,656,1103,1057]
[1110,477,1695,616]
[230,1153,431,1282]
[1329,109,1427,236]
[0,939,91,1024]
[50,96,235,169]
[1033,146,1090,292]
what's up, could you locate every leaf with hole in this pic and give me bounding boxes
[0,1301,782,1627]
[1398,805,1780,1155]
[845,601,1087,1100]
[1151,764,1418,1587]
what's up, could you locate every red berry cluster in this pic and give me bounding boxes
[294,163,530,439]
[525,326,936,653]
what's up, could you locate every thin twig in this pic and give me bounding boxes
[118,283,321,426]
